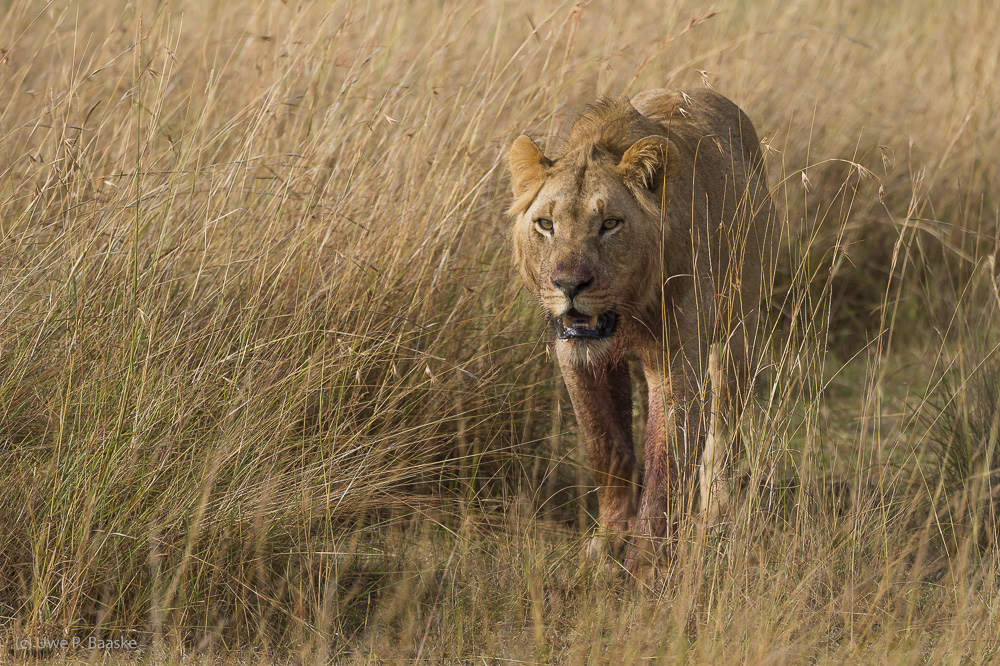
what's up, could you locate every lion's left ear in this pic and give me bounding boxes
[618,135,680,195]
[508,135,552,198]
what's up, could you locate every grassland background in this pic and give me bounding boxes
[1,0,999,662]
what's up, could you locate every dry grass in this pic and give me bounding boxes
[1,0,999,662]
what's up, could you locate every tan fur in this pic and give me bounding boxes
[508,88,775,577]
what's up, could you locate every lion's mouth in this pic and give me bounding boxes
[554,309,618,340]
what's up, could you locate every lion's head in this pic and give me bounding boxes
[508,99,680,362]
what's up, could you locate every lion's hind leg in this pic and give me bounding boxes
[700,343,731,525]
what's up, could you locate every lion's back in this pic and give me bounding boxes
[634,87,775,373]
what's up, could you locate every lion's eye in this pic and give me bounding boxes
[535,218,554,233]
[601,218,622,232]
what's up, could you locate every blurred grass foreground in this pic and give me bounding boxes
[1,0,1000,661]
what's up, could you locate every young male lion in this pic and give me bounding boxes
[507,88,775,574]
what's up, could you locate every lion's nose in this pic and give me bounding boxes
[552,274,594,299]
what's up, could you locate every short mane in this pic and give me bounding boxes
[562,96,665,159]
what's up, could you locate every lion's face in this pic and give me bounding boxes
[508,134,678,363]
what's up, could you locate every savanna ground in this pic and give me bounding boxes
[1,0,999,662]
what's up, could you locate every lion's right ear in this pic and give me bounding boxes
[618,135,680,195]
[508,135,552,198]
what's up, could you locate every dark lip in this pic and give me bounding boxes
[553,310,618,340]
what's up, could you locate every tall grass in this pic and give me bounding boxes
[1,0,998,661]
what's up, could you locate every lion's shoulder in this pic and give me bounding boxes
[631,88,763,167]
[630,88,739,128]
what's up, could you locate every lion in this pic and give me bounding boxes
[507,88,775,575]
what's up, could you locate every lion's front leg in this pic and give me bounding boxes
[557,349,638,558]
[626,369,703,576]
